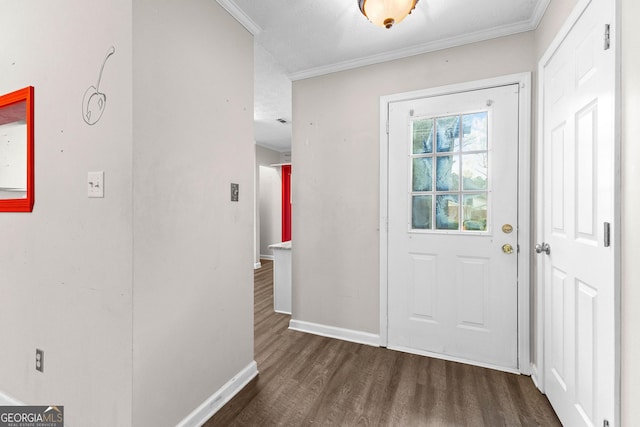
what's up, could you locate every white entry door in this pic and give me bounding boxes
[387,84,520,370]
[540,0,615,425]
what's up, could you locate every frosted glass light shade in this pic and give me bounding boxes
[358,0,419,29]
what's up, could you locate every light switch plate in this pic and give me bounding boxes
[88,171,104,198]
[231,183,239,202]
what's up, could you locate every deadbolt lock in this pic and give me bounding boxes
[502,224,513,234]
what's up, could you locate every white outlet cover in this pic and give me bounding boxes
[88,171,104,198]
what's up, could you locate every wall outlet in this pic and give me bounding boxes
[36,349,44,372]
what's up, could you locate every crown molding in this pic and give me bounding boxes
[216,0,551,82]
[288,19,537,81]
[216,0,262,35]
[530,0,551,29]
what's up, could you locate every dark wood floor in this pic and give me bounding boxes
[205,260,561,427]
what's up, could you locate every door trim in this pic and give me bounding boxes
[535,1,621,422]
[379,73,532,374]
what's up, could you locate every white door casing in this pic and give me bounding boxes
[380,74,532,373]
[538,0,616,425]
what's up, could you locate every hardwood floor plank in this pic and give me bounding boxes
[205,260,561,426]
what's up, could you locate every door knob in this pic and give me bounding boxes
[502,244,514,254]
[535,242,551,255]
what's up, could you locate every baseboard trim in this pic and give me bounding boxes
[259,255,274,261]
[0,391,24,405]
[254,262,262,270]
[176,360,258,427]
[289,320,381,347]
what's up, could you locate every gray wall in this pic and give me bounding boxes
[292,32,536,334]
[534,0,578,58]
[0,0,134,425]
[0,1,255,426]
[132,0,255,425]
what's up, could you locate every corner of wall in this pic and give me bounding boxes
[131,0,255,425]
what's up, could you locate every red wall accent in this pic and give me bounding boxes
[281,165,292,242]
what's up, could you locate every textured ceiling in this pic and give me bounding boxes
[217,0,550,152]
[253,44,292,153]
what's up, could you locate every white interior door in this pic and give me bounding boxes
[540,0,615,425]
[387,84,520,370]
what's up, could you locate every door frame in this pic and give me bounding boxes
[534,0,621,421]
[379,73,532,374]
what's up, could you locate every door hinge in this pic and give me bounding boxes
[604,24,611,50]
[604,222,611,247]
[386,119,389,135]
[603,419,610,427]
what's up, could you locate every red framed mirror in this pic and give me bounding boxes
[0,86,34,212]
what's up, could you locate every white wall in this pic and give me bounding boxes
[132,1,255,425]
[0,1,134,426]
[259,165,281,256]
[292,32,536,334]
[256,144,282,260]
[621,0,640,424]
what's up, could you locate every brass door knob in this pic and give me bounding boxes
[502,244,514,254]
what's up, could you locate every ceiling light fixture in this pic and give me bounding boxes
[358,0,420,29]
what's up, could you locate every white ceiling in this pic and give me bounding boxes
[217,0,550,152]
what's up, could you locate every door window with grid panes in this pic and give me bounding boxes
[410,111,489,232]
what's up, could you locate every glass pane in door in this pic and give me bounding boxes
[436,155,460,191]
[462,193,488,231]
[436,194,459,230]
[461,112,488,151]
[412,157,433,191]
[413,119,434,154]
[412,195,432,229]
[462,153,488,190]
[436,116,460,152]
